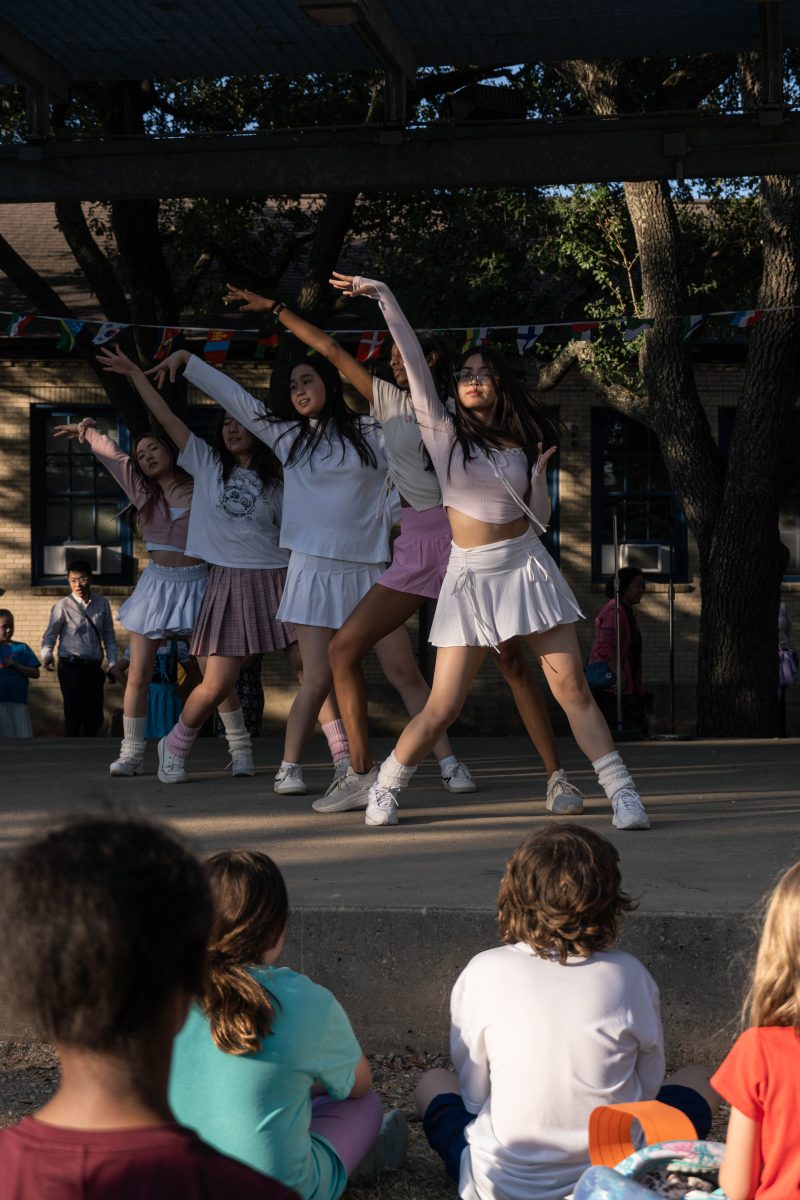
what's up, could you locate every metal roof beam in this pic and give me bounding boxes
[1,113,800,200]
[0,19,69,98]
[758,0,784,114]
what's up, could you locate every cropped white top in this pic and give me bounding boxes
[353,278,551,532]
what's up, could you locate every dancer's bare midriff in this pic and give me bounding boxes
[446,508,529,550]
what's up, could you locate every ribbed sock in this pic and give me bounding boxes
[377,749,418,794]
[438,754,458,776]
[165,717,201,760]
[280,760,301,771]
[322,719,350,764]
[220,706,251,754]
[592,751,635,801]
[120,714,146,760]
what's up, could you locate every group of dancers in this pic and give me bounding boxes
[55,273,651,830]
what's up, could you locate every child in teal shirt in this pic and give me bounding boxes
[0,610,40,737]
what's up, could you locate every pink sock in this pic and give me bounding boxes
[321,719,350,764]
[165,717,201,759]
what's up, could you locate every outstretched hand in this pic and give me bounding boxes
[329,271,375,298]
[534,443,557,474]
[97,345,140,377]
[224,283,274,313]
[144,349,190,389]
[53,417,97,443]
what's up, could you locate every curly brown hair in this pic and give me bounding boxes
[498,824,636,963]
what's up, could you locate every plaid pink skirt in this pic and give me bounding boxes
[190,566,296,657]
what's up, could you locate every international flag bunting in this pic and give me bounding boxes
[622,318,655,342]
[92,322,127,346]
[153,327,181,360]
[57,319,84,352]
[203,330,231,364]
[730,310,763,328]
[6,313,34,337]
[461,327,490,352]
[516,324,544,355]
[682,315,705,340]
[571,322,600,342]
[356,330,388,362]
[255,334,279,360]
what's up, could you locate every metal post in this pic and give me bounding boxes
[668,533,676,734]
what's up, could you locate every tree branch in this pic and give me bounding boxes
[54,200,131,322]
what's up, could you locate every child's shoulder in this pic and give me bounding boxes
[251,965,339,1010]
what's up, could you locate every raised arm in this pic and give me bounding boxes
[96,346,190,450]
[224,284,375,406]
[330,273,450,437]
[53,419,148,507]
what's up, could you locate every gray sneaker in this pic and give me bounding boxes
[274,764,306,795]
[611,788,651,830]
[545,770,585,815]
[313,765,379,813]
[365,784,399,827]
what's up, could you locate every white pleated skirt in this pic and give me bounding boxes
[118,561,209,640]
[0,702,33,737]
[429,528,584,648]
[276,552,386,629]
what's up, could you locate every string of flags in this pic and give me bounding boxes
[0,304,780,363]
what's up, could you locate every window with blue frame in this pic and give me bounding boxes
[32,406,134,586]
[591,409,688,582]
[719,407,799,578]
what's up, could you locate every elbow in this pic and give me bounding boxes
[718,1164,750,1200]
[348,1054,373,1098]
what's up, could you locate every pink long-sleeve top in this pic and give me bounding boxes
[83,427,191,552]
[353,277,551,532]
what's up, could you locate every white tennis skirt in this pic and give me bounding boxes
[118,561,209,640]
[276,552,387,629]
[429,528,584,648]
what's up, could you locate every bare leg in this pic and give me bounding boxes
[393,645,488,766]
[122,633,161,719]
[284,640,340,727]
[493,638,561,776]
[181,655,247,729]
[197,655,243,718]
[329,584,427,772]
[525,624,616,762]
[373,625,455,762]
[414,1068,461,1117]
[283,624,336,763]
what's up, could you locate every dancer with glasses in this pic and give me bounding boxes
[329,272,650,831]
[223,285,584,815]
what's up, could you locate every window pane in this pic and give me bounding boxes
[623,500,648,540]
[95,465,123,495]
[45,503,70,540]
[649,457,670,492]
[72,503,95,540]
[96,504,120,542]
[627,456,649,494]
[45,454,70,493]
[70,457,96,494]
[648,498,673,541]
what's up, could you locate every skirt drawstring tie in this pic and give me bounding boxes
[452,564,502,652]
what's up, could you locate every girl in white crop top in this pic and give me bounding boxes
[329,273,651,834]
[52,417,207,779]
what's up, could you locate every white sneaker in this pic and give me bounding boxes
[365,784,399,827]
[229,749,255,777]
[545,770,585,815]
[109,756,144,777]
[274,764,306,795]
[611,788,651,830]
[441,761,476,793]
[157,737,188,784]
[313,765,379,813]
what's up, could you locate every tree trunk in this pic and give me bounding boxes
[295,193,358,320]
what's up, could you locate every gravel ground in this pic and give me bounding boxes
[0,1041,728,1199]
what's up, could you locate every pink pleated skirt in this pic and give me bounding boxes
[378,504,452,600]
[190,566,296,657]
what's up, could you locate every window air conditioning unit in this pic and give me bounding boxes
[601,543,672,575]
[43,544,123,575]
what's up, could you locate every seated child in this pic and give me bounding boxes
[0,608,40,737]
[713,859,800,1200]
[0,813,298,1200]
[169,850,404,1199]
[415,824,718,1200]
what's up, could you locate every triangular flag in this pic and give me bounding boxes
[461,327,490,352]
[517,324,544,354]
[92,322,127,346]
[730,310,763,328]
[356,330,387,362]
[153,327,181,360]
[6,313,34,337]
[255,334,279,360]
[622,318,655,342]
[571,321,600,342]
[203,330,231,364]
[57,319,84,351]
[682,315,705,340]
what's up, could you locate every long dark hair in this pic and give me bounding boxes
[211,411,282,493]
[122,431,191,534]
[417,331,454,403]
[448,345,556,476]
[266,349,379,469]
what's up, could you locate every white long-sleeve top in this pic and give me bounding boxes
[353,277,551,532]
[184,355,392,563]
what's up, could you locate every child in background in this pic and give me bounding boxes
[0,608,40,737]
[170,850,405,1199]
[415,825,718,1200]
[0,813,297,1200]
[713,861,800,1200]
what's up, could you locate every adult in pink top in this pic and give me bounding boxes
[330,273,650,833]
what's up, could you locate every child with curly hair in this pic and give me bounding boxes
[415,825,718,1200]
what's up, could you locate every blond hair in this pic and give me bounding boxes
[745,861,800,1030]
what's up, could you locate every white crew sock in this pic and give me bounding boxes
[377,749,418,794]
[592,751,635,801]
[220,707,251,754]
[120,714,146,761]
[438,754,458,776]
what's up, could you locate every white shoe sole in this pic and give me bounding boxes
[365,806,398,827]
[109,762,144,777]
[546,796,585,815]
[612,813,651,830]
[442,778,477,794]
[157,738,187,784]
[274,780,307,795]
[231,765,256,777]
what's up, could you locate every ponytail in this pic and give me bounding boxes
[203,952,279,1055]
